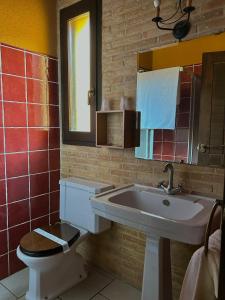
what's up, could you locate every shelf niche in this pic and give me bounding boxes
[96,110,140,149]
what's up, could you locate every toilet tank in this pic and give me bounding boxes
[59,177,114,234]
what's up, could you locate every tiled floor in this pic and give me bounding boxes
[0,267,141,300]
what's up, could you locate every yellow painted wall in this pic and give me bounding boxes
[0,0,57,56]
[138,32,225,70]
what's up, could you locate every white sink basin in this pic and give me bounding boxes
[109,190,203,221]
[91,184,218,300]
[91,184,216,245]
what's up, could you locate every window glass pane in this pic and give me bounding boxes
[68,12,91,132]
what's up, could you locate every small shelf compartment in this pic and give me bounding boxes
[96,110,140,149]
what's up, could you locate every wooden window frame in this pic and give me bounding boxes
[60,0,102,146]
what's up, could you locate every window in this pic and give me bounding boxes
[60,0,102,146]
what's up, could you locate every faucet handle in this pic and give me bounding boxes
[157,180,166,188]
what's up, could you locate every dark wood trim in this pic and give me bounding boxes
[60,0,102,146]
[218,178,225,300]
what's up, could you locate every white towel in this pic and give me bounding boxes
[136,67,180,129]
[179,229,221,300]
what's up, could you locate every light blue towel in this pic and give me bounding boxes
[136,67,180,129]
[135,129,154,160]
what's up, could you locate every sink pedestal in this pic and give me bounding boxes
[142,236,172,300]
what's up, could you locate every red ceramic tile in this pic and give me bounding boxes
[0,128,4,153]
[31,215,49,230]
[0,104,3,127]
[0,154,5,180]
[29,150,48,174]
[153,142,162,155]
[176,113,190,128]
[49,106,59,127]
[175,156,188,163]
[175,129,189,143]
[0,254,9,279]
[8,199,30,227]
[180,82,191,98]
[162,155,174,161]
[31,194,49,219]
[0,230,8,255]
[50,191,59,213]
[2,75,26,102]
[6,153,28,178]
[8,222,30,251]
[50,211,60,225]
[1,46,25,76]
[30,172,49,197]
[175,142,188,157]
[48,82,59,105]
[0,205,7,230]
[0,180,6,205]
[29,128,48,151]
[47,59,58,82]
[180,66,193,82]
[7,176,29,203]
[162,130,175,142]
[153,154,161,160]
[154,130,162,142]
[5,128,28,153]
[49,150,60,171]
[50,170,60,192]
[26,53,46,80]
[49,128,60,149]
[0,77,2,100]
[178,98,190,113]
[28,104,49,127]
[162,142,175,156]
[4,102,27,127]
[9,250,26,275]
[27,79,46,104]
[194,64,202,76]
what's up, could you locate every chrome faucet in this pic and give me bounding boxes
[158,163,182,195]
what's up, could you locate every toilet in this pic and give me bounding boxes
[17,177,114,300]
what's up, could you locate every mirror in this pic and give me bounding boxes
[135,39,225,168]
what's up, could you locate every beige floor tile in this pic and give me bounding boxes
[0,268,28,298]
[101,279,141,300]
[0,284,16,300]
[59,268,113,300]
[92,294,108,300]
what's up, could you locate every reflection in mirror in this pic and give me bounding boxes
[135,65,201,165]
[136,49,225,168]
[68,12,91,132]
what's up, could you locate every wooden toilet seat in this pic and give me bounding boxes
[20,223,80,257]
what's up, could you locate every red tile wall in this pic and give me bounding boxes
[153,64,202,163]
[0,44,60,279]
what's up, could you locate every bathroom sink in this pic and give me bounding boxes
[91,184,218,300]
[91,184,216,245]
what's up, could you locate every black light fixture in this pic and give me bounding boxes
[152,0,195,40]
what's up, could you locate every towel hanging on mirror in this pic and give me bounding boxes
[136,67,180,129]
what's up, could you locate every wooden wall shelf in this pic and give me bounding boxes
[96,110,140,149]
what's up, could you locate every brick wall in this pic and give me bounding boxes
[58,0,225,299]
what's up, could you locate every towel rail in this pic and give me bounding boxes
[204,199,223,256]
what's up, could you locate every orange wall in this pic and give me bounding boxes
[138,32,225,70]
[0,0,57,56]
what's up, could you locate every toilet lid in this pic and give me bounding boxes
[20,223,80,257]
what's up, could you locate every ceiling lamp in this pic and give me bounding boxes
[152,0,195,40]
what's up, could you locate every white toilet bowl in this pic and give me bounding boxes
[17,177,113,300]
[17,224,89,300]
